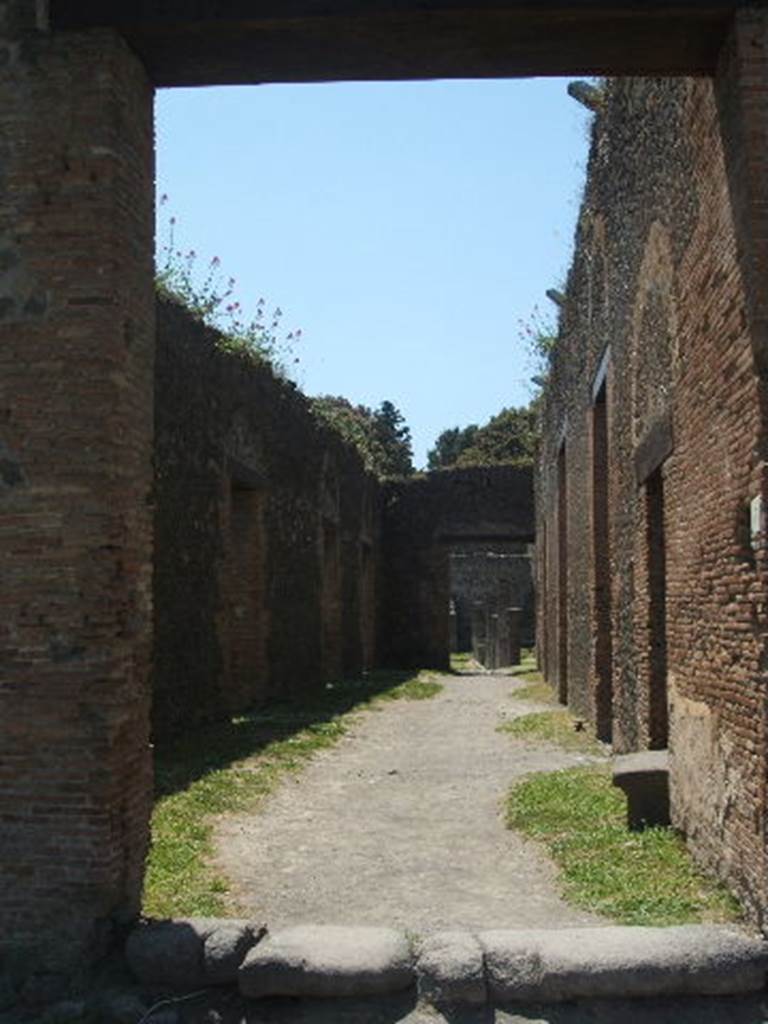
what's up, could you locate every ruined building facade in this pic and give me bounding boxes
[6,0,768,975]
[536,76,768,924]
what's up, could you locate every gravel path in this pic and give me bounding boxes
[215,672,608,933]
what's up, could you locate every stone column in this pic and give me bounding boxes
[507,606,522,667]
[487,611,499,670]
[0,3,155,970]
[471,602,486,666]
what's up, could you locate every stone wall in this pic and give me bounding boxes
[536,76,768,923]
[450,541,534,653]
[380,465,534,669]
[153,297,380,738]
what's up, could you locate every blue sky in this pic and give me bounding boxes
[155,78,592,467]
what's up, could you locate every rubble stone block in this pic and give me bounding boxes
[238,926,413,999]
[612,750,670,829]
[416,931,487,1005]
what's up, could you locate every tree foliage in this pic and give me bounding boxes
[312,396,414,478]
[427,405,537,470]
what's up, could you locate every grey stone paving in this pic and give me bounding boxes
[215,672,606,933]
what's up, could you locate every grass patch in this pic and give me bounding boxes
[512,676,558,703]
[450,651,479,672]
[146,669,443,919]
[499,709,606,755]
[506,765,742,926]
[504,649,540,676]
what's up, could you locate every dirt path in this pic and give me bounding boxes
[215,672,608,933]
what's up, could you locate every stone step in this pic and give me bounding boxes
[125,920,768,1007]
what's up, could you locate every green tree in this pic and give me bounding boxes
[427,405,537,470]
[311,396,414,478]
[371,400,414,477]
[455,405,537,467]
[426,424,479,470]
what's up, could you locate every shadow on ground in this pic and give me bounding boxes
[177,992,768,1024]
[153,670,417,799]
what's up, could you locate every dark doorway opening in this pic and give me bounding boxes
[557,441,568,704]
[646,467,668,749]
[226,482,267,710]
[592,381,613,742]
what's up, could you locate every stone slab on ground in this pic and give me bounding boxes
[612,750,670,829]
[480,925,768,1002]
[416,931,487,1006]
[238,926,414,999]
[126,918,265,990]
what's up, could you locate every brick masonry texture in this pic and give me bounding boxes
[536,62,768,923]
[380,466,534,669]
[153,296,380,738]
[8,0,768,981]
[0,9,155,967]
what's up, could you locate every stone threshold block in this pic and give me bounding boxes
[612,749,670,829]
[238,926,414,999]
[416,930,487,1006]
[126,918,266,991]
[480,926,768,1002]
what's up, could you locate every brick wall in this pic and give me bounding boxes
[153,296,380,738]
[0,11,155,967]
[536,73,768,922]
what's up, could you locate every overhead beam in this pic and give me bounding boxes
[49,2,739,85]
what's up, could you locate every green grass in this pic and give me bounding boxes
[506,765,742,925]
[512,675,558,703]
[145,669,443,918]
[499,709,606,755]
[504,649,540,676]
[450,651,479,672]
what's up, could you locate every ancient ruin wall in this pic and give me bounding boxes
[537,77,768,921]
[153,297,380,738]
[450,542,535,652]
[381,465,534,669]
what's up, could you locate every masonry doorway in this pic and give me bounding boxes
[646,467,669,749]
[224,481,268,711]
[592,380,613,742]
[557,441,569,704]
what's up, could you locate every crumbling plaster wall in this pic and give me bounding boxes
[536,77,768,922]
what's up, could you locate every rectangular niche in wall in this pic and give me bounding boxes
[645,466,668,749]
[224,480,268,711]
[592,379,613,742]
[557,440,569,704]
[322,518,342,681]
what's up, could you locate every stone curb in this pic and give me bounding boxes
[238,925,414,999]
[125,920,768,1005]
[479,926,768,1003]
[125,917,267,990]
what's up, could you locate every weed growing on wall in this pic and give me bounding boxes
[155,197,300,375]
[519,303,557,396]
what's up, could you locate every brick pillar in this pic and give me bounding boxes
[0,4,155,969]
[712,12,768,927]
[716,9,768,384]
